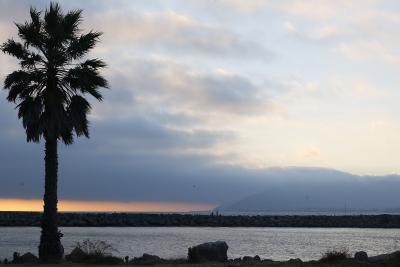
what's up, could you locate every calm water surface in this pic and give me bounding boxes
[1,227,400,261]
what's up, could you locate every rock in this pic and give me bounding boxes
[130,253,163,265]
[288,258,302,263]
[242,256,253,262]
[141,253,162,262]
[242,255,261,262]
[233,257,241,262]
[188,241,228,263]
[13,252,38,264]
[262,259,273,262]
[20,252,39,263]
[369,251,400,262]
[66,247,88,262]
[354,251,368,261]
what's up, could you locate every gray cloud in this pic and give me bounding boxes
[88,10,274,60]
[2,87,400,208]
[0,115,254,204]
[0,0,280,208]
[89,117,234,154]
[96,57,271,119]
[0,90,243,204]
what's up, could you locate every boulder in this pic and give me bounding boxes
[13,252,38,264]
[242,255,261,262]
[354,251,368,261]
[130,253,163,265]
[242,256,253,262]
[288,258,302,263]
[262,259,274,263]
[233,257,241,262]
[369,251,400,262]
[141,254,161,261]
[20,252,39,263]
[188,241,228,263]
[66,247,88,262]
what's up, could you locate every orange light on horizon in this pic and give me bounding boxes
[0,198,216,212]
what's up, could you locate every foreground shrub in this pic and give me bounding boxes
[320,248,350,263]
[67,239,123,264]
[76,239,117,256]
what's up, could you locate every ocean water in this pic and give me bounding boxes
[1,227,400,261]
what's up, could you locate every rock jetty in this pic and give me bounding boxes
[1,212,400,227]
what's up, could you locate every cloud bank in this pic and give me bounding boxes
[1,0,400,209]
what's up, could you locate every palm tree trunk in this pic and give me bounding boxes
[39,135,63,262]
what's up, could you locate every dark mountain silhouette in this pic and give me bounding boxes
[218,168,400,213]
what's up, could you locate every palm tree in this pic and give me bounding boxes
[1,3,108,262]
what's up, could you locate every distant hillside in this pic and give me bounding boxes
[218,168,400,213]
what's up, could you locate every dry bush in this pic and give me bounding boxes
[76,239,117,256]
[320,248,351,263]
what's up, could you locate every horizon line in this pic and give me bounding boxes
[0,198,216,213]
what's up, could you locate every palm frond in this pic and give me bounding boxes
[67,31,102,59]
[1,39,43,68]
[60,108,74,145]
[16,14,43,50]
[17,97,43,142]
[81,58,107,69]
[7,84,34,102]
[43,2,63,45]
[68,95,90,137]
[1,39,29,60]
[4,70,31,89]
[4,70,44,102]
[63,9,82,39]
[30,6,41,27]
[64,64,107,100]
[60,127,74,145]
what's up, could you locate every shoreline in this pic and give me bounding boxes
[2,236,400,266]
[1,257,400,267]
[1,212,400,228]
[0,263,396,267]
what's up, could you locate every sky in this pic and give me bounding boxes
[1,0,400,211]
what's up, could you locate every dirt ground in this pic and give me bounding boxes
[1,260,399,267]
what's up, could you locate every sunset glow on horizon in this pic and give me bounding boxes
[0,199,215,212]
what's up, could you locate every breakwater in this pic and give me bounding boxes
[1,212,400,227]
